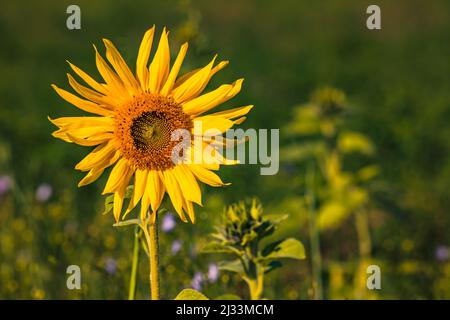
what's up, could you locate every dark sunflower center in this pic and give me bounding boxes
[130,112,171,151]
[115,93,192,170]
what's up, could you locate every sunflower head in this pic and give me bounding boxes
[50,26,253,224]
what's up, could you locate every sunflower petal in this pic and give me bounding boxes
[173,165,202,205]
[93,45,129,99]
[67,73,117,107]
[51,85,111,116]
[182,79,243,116]
[147,170,165,215]
[162,169,187,221]
[75,140,117,171]
[171,55,217,103]
[193,116,234,135]
[102,158,132,194]
[208,105,254,120]
[67,61,110,95]
[148,28,170,93]
[136,26,155,89]
[78,167,105,187]
[189,164,228,187]
[113,190,124,222]
[103,39,140,94]
[174,60,228,89]
[124,169,148,218]
[160,42,188,96]
[182,198,196,223]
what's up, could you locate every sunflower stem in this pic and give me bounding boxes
[146,214,160,300]
[128,226,141,300]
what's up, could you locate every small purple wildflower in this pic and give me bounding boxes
[207,263,219,283]
[435,245,449,262]
[191,272,203,291]
[35,183,52,202]
[161,213,176,233]
[105,257,117,275]
[171,240,182,255]
[0,176,12,196]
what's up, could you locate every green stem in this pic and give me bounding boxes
[307,162,323,300]
[144,215,160,300]
[128,226,141,300]
[247,271,264,300]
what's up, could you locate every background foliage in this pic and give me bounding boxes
[0,0,449,299]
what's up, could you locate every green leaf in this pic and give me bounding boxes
[218,259,245,275]
[103,194,114,215]
[215,294,242,300]
[113,219,140,228]
[175,289,209,300]
[263,238,306,260]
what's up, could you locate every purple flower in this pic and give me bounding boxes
[191,272,203,291]
[35,183,52,202]
[0,175,12,196]
[435,245,449,262]
[207,263,219,283]
[161,213,176,233]
[171,240,182,255]
[105,257,117,275]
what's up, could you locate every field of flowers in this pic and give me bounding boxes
[0,0,449,300]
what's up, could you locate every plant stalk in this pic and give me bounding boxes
[143,213,160,300]
[128,226,141,300]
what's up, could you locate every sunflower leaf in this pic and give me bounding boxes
[113,219,140,228]
[262,238,306,260]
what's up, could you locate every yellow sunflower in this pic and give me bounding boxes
[50,26,252,223]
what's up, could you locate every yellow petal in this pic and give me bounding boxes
[171,55,216,103]
[147,170,165,215]
[193,116,234,135]
[160,42,188,96]
[173,165,202,205]
[51,84,111,116]
[174,60,228,89]
[49,116,113,129]
[103,39,140,94]
[208,105,254,120]
[78,167,105,187]
[136,26,155,89]
[162,169,186,221]
[124,169,148,218]
[188,164,228,187]
[182,198,196,223]
[67,61,110,95]
[148,28,170,93]
[182,79,243,116]
[113,190,124,222]
[140,187,151,222]
[75,140,117,171]
[67,73,117,107]
[93,45,129,100]
[102,158,132,194]
[65,132,113,146]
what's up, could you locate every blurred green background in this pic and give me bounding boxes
[0,0,449,299]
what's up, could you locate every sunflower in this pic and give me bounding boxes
[50,26,252,223]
